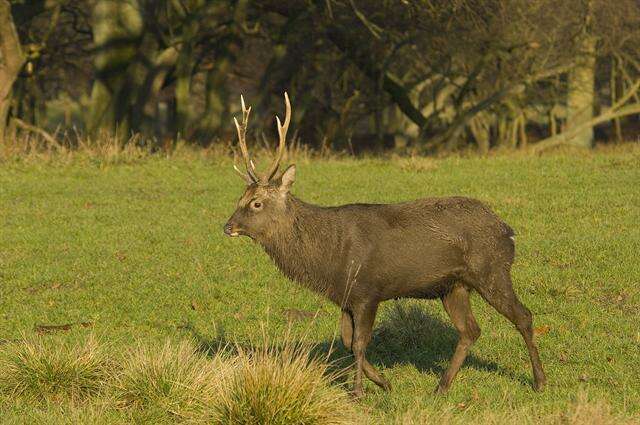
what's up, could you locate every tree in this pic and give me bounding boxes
[0,0,24,141]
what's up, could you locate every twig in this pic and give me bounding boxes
[531,103,640,153]
[349,0,382,39]
[13,118,65,151]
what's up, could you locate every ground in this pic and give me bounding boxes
[1,147,639,422]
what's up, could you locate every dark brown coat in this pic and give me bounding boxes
[225,93,545,397]
[225,168,546,397]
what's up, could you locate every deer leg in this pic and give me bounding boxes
[341,310,391,391]
[350,302,379,398]
[472,269,547,391]
[436,284,481,394]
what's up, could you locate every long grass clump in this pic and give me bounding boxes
[0,335,356,424]
[214,340,355,425]
[110,340,230,423]
[0,335,111,404]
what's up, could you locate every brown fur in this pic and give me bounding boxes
[225,165,546,397]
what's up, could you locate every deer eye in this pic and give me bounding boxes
[251,201,263,210]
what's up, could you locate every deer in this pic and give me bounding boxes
[224,93,546,398]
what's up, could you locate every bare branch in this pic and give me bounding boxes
[13,118,65,151]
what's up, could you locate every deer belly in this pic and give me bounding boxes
[368,245,465,300]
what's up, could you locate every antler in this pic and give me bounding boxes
[264,92,291,181]
[233,95,259,183]
[232,92,291,184]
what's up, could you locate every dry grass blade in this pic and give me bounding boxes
[215,336,355,425]
[110,339,232,423]
[0,334,112,404]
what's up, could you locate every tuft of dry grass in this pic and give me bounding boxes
[0,335,358,424]
[1,335,639,424]
[110,339,231,423]
[215,340,355,425]
[393,155,439,173]
[0,335,112,404]
[0,130,327,165]
[372,300,454,362]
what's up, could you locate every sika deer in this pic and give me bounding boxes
[224,93,546,397]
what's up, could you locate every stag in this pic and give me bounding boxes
[224,93,546,397]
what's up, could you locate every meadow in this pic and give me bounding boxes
[1,145,639,423]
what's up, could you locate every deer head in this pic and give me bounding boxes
[224,93,296,240]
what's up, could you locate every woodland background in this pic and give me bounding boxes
[2,0,640,154]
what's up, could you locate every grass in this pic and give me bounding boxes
[1,144,639,422]
[0,335,353,424]
[0,335,111,403]
[111,340,227,423]
[216,338,354,424]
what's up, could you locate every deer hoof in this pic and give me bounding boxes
[351,388,365,400]
[434,384,449,395]
[533,379,546,392]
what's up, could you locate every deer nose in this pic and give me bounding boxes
[223,222,233,236]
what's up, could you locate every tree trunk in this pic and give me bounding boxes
[196,59,230,142]
[174,47,194,138]
[0,0,25,142]
[87,0,142,138]
[566,34,597,148]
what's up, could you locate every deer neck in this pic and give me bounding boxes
[258,195,340,299]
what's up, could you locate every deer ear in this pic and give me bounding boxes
[278,164,296,193]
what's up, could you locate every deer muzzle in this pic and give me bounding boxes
[223,222,240,237]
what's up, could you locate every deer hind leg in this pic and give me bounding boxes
[436,283,481,394]
[471,267,546,391]
[341,309,391,392]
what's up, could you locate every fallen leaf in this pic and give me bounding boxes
[190,301,199,311]
[457,402,466,410]
[579,374,589,382]
[533,325,551,336]
[83,202,94,209]
[115,251,127,262]
[35,324,73,334]
[559,352,568,363]
[80,322,93,328]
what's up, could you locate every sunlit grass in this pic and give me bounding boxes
[1,144,639,422]
[216,339,354,425]
[0,335,111,404]
[110,340,229,423]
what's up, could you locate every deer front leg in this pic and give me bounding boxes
[341,310,391,392]
[350,302,380,398]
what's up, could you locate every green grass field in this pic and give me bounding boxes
[1,147,639,423]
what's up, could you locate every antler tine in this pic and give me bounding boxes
[265,92,291,181]
[232,150,253,184]
[233,95,259,183]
